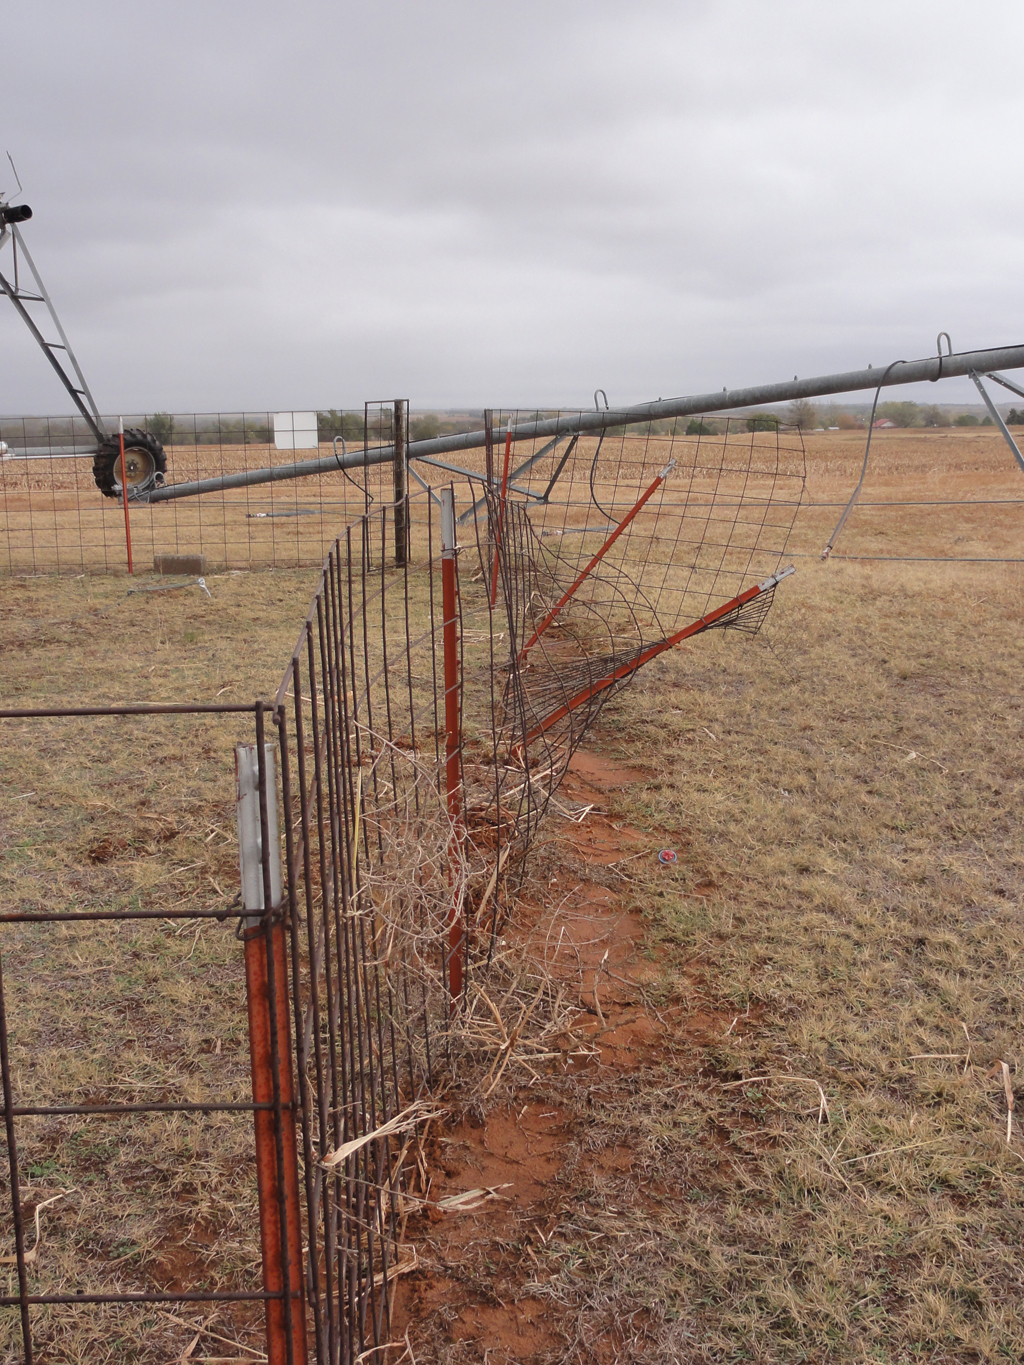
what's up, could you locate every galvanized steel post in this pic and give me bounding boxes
[440,488,464,1007]
[393,399,408,566]
[236,733,307,1365]
[144,342,1024,505]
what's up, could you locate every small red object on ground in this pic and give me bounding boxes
[658,848,678,864]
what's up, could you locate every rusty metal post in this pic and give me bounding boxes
[0,944,33,1362]
[489,422,513,609]
[393,399,408,566]
[440,488,464,1007]
[237,730,307,1365]
[118,417,134,574]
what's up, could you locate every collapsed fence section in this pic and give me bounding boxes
[450,412,806,815]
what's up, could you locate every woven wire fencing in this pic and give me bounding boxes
[0,488,561,1363]
[0,407,806,1360]
[0,410,396,575]
[0,407,805,582]
[435,409,806,787]
[271,502,457,1363]
[0,703,295,1364]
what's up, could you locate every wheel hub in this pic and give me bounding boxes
[118,447,156,487]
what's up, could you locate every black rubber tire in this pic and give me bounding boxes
[92,428,167,499]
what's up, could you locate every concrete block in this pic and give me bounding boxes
[154,553,207,576]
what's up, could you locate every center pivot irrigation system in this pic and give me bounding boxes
[5,186,1024,507]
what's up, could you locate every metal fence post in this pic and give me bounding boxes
[0,944,33,1363]
[394,399,408,566]
[118,416,134,574]
[237,729,308,1365]
[440,488,464,1007]
[489,420,513,608]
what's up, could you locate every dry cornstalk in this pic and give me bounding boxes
[987,1060,1015,1144]
[0,1188,76,1266]
[157,1311,268,1362]
[321,1102,445,1169]
[720,1074,830,1123]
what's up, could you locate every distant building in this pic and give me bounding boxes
[872,418,896,429]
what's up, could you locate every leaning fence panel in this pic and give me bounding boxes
[272,494,464,1362]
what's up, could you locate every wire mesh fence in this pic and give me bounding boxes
[0,407,807,579]
[0,703,293,1364]
[0,402,806,1360]
[271,503,456,1363]
[0,411,403,575]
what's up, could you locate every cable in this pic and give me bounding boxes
[820,360,903,559]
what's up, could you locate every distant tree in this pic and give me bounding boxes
[686,418,718,436]
[785,399,816,431]
[982,415,994,426]
[876,401,920,428]
[146,412,175,444]
[745,412,780,432]
[836,412,863,430]
[954,413,980,427]
[317,409,366,442]
[919,404,950,428]
[411,413,441,441]
[1008,408,1024,425]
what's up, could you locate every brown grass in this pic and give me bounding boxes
[393,428,1024,1364]
[519,553,1024,1355]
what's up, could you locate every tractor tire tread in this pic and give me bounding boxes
[92,429,167,498]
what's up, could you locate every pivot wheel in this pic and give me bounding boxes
[92,428,167,498]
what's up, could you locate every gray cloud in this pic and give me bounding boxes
[2,0,1023,414]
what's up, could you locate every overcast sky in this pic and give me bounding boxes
[2,0,1022,415]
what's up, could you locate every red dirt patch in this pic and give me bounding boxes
[392,748,686,1360]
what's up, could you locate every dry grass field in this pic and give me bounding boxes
[540,555,1024,1363]
[1,427,1022,1362]
[398,429,1024,1364]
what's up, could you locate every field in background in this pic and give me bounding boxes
[1,429,1022,1361]
[793,427,1024,561]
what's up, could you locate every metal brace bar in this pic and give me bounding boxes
[983,370,1024,402]
[413,452,495,483]
[539,434,579,503]
[969,372,1024,476]
[8,225,105,437]
[457,433,566,524]
[0,267,105,444]
[407,461,442,506]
